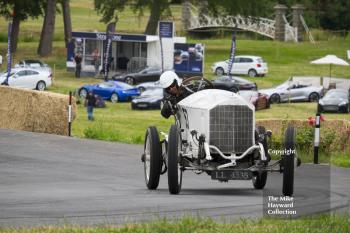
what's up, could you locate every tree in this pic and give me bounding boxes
[94,0,128,23]
[133,0,171,35]
[0,0,43,53]
[60,0,72,48]
[37,0,57,56]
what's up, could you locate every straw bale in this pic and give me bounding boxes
[0,85,76,135]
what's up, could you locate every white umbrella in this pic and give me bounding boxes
[310,55,349,78]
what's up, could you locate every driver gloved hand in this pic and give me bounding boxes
[161,101,172,119]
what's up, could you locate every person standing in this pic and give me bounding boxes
[74,53,82,78]
[84,90,96,121]
[92,48,100,77]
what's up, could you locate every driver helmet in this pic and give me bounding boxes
[159,70,182,89]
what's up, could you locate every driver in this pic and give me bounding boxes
[159,71,192,119]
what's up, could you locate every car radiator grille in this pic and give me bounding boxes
[209,105,254,154]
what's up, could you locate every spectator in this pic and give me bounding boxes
[92,48,100,77]
[84,90,96,121]
[74,53,82,78]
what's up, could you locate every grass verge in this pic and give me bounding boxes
[0,214,349,233]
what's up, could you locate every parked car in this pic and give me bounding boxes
[78,81,140,103]
[136,81,162,93]
[131,88,164,110]
[0,68,52,91]
[15,59,52,73]
[259,81,324,104]
[211,55,268,77]
[239,90,270,111]
[212,76,257,93]
[112,66,162,85]
[318,89,350,113]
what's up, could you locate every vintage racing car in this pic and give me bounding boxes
[141,77,299,196]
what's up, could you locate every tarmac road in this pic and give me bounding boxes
[0,129,349,227]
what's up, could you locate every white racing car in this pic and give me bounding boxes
[141,77,300,196]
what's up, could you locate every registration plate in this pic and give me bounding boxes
[211,170,252,180]
[137,104,148,108]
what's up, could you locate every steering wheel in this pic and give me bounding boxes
[181,76,213,93]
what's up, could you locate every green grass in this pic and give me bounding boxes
[1,214,349,233]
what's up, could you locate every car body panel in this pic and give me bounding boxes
[15,59,52,73]
[79,81,140,102]
[211,55,268,76]
[112,66,161,84]
[212,76,257,92]
[239,90,269,111]
[260,81,324,103]
[131,88,164,109]
[0,68,52,90]
[319,89,350,113]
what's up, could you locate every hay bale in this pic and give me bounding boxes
[0,85,76,135]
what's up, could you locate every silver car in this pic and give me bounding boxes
[259,81,324,104]
[318,89,350,113]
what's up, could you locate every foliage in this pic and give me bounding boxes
[0,0,43,21]
[94,0,128,23]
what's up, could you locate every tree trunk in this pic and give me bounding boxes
[37,0,56,56]
[144,0,162,35]
[62,0,72,48]
[10,15,20,53]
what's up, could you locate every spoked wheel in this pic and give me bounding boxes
[181,76,213,93]
[143,126,162,190]
[252,126,268,189]
[167,124,183,194]
[282,125,296,196]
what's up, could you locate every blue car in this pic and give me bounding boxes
[78,81,140,103]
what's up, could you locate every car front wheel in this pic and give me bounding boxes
[270,94,280,104]
[167,124,183,194]
[215,67,225,76]
[111,93,119,103]
[36,81,46,91]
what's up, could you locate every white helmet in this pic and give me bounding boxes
[159,70,182,89]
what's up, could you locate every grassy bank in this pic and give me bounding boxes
[1,215,349,233]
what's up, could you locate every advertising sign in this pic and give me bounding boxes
[173,43,204,74]
[159,21,174,38]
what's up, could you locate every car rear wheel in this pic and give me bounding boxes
[143,126,162,190]
[79,88,88,98]
[167,124,182,194]
[308,92,319,102]
[282,125,296,196]
[125,76,134,85]
[36,81,46,91]
[248,69,257,77]
[229,86,239,93]
[270,94,280,104]
[111,93,119,103]
[215,67,225,76]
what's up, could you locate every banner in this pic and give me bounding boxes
[103,22,116,81]
[173,43,204,74]
[227,33,236,76]
[2,22,12,86]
